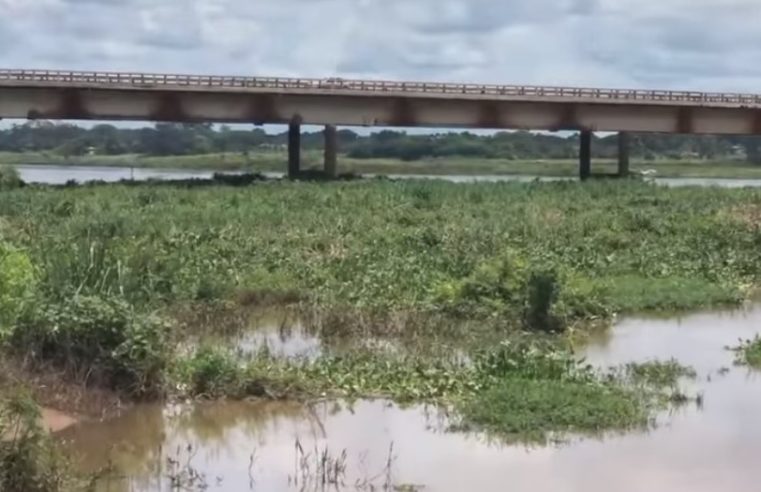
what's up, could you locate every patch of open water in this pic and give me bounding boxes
[56,305,761,491]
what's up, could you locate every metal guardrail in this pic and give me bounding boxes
[2,69,761,106]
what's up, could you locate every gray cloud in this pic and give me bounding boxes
[0,0,760,92]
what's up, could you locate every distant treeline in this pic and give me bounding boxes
[2,121,761,163]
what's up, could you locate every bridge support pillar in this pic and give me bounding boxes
[288,121,301,179]
[579,130,592,181]
[618,132,630,177]
[324,124,338,178]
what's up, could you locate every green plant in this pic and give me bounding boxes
[623,360,697,388]
[13,296,171,397]
[182,347,242,397]
[0,391,72,492]
[0,165,23,190]
[2,180,758,325]
[0,242,36,341]
[456,378,646,441]
[732,336,761,368]
[523,269,563,332]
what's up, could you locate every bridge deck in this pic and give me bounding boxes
[2,69,760,109]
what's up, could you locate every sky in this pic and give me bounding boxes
[1,0,760,131]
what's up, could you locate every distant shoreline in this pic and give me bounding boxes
[4,151,761,179]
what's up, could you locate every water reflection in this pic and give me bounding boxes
[58,306,761,492]
[180,307,324,360]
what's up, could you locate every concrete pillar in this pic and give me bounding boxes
[618,131,630,177]
[287,121,301,179]
[579,130,592,181]
[324,124,338,178]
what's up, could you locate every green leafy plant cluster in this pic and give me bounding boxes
[2,180,757,327]
[0,165,23,190]
[176,339,690,441]
[12,296,171,397]
[0,242,36,341]
[0,391,73,492]
[733,336,761,368]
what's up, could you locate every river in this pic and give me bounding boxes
[55,306,761,492]
[14,164,761,188]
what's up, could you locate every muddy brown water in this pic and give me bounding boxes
[190,308,324,360]
[56,306,761,491]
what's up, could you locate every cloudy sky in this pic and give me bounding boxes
[2,0,761,94]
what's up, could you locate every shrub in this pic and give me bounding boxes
[0,243,36,341]
[181,347,241,397]
[0,391,71,492]
[522,269,563,333]
[0,166,23,190]
[13,296,171,397]
[445,251,529,315]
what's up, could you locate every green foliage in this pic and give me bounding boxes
[1,121,759,165]
[0,180,758,330]
[449,252,528,311]
[732,336,761,368]
[0,242,36,340]
[473,340,592,384]
[457,379,646,440]
[0,165,23,190]
[0,391,72,492]
[623,360,697,388]
[523,269,563,332]
[602,275,743,312]
[180,347,242,397]
[13,296,171,397]
[172,339,685,441]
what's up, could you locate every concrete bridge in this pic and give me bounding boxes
[3,68,761,180]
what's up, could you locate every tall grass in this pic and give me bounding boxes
[0,180,757,392]
[1,180,757,323]
[0,165,23,190]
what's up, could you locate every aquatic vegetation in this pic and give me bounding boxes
[622,359,697,388]
[174,340,688,441]
[0,180,752,440]
[457,379,647,440]
[1,180,758,324]
[0,391,73,492]
[12,296,171,397]
[732,336,761,368]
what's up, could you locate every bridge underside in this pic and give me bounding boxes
[2,86,761,135]
[2,84,760,180]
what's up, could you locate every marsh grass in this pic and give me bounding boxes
[2,180,756,323]
[0,179,751,440]
[456,379,648,441]
[732,336,761,368]
[174,339,692,441]
[622,360,697,388]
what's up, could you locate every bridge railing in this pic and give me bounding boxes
[2,69,761,106]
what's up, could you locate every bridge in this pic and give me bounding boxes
[3,68,761,179]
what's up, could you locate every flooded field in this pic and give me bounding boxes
[55,306,761,492]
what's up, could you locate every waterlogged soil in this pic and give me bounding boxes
[57,307,761,492]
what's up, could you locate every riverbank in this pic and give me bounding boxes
[5,151,761,179]
[2,178,760,488]
[2,180,754,380]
